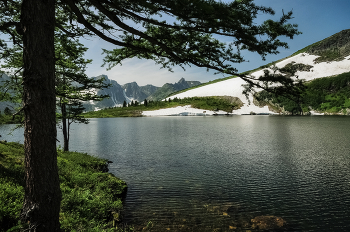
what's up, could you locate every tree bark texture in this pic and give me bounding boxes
[61,103,69,152]
[20,0,61,231]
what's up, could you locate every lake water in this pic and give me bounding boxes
[2,116,350,231]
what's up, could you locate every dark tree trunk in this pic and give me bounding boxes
[20,0,61,231]
[61,103,69,152]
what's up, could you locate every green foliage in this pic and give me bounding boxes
[2,0,302,125]
[302,72,350,113]
[58,151,126,231]
[101,0,300,77]
[0,112,22,124]
[180,96,240,112]
[258,71,350,115]
[54,34,110,151]
[259,91,304,115]
[291,40,324,56]
[1,0,300,82]
[83,106,144,118]
[0,26,109,149]
[313,49,341,63]
[0,179,23,230]
[0,142,25,230]
[3,107,11,115]
[0,142,127,232]
[0,1,302,231]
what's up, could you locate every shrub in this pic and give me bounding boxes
[0,143,127,232]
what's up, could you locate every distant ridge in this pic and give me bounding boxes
[83,76,201,111]
[147,77,201,101]
[83,75,160,111]
[0,71,202,112]
[295,29,350,62]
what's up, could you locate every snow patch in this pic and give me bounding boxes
[122,89,136,103]
[142,53,350,116]
[142,105,228,116]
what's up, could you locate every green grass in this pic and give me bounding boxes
[313,49,342,63]
[83,107,144,118]
[0,142,128,232]
[183,96,242,112]
[291,40,324,57]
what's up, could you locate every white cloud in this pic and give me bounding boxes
[84,44,229,87]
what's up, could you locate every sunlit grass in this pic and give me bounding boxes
[0,142,127,231]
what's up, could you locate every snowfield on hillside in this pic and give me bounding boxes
[142,53,350,116]
[142,105,230,116]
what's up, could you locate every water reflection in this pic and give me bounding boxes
[2,116,350,231]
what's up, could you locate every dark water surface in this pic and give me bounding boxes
[2,116,350,231]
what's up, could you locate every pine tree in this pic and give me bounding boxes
[4,106,11,115]
[55,34,109,151]
[0,0,300,230]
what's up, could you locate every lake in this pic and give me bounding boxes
[2,116,350,231]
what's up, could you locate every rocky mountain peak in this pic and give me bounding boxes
[147,78,201,101]
[178,77,186,83]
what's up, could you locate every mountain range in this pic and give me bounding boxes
[0,72,201,113]
[83,76,201,111]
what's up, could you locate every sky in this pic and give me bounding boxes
[76,1,350,87]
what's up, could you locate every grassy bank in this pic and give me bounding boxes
[0,142,128,232]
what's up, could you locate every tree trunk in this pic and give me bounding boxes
[61,103,69,152]
[20,0,61,231]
